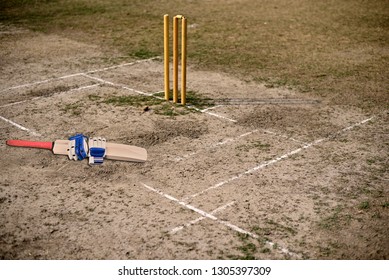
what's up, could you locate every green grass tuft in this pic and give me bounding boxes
[153,91,215,110]
[358,201,370,210]
[104,95,163,107]
[133,48,159,59]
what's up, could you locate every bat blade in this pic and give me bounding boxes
[105,143,147,162]
[52,140,147,162]
[7,139,147,162]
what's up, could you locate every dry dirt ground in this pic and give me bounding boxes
[0,24,388,260]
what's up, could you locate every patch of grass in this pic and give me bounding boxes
[0,0,107,32]
[101,94,197,116]
[104,95,163,107]
[224,233,261,260]
[237,242,257,259]
[261,248,271,254]
[250,141,271,150]
[153,91,215,110]
[358,201,371,210]
[87,94,101,101]
[236,141,271,152]
[154,103,181,116]
[61,101,83,116]
[264,219,297,236]
[366,158,377,165]
[185,91,215,109]
[318,206,352,230]
[2,0,387,111]
[319,210,340,230]
[263,77,289,89]
[132,48,158,59]
[29,85,73,97]
[225,230,283,260]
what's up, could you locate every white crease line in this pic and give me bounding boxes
[0,84,100,108]
[262,129,307,145]
[20,68,239,124]
[174,129,259,161]
[0,115,41,136]
[201,105,224,112]
[81,74,152,96]
[0,73,82,93]
[174,128,305,162]
[0,30,27,34]
[140,182,298,258]
[192,106,238,122]
[185,116,374,201]
[0,97,41,108]
[185,105,237,123]
[203,111,238,123]
[81,74,116,86]
[170,201,236,234]
[0,84,102,136]
[201,107,306,137]
[86,57,158,74]
[0,57,159,93]
[340,117,373,131]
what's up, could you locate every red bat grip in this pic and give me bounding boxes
[6,140,54,150]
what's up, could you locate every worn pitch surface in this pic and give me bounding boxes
[0,27,388,260]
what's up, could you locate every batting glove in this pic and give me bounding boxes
[88,137,106,165]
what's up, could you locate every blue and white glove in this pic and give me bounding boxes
[68,134,88,161]
[88,137,106,165]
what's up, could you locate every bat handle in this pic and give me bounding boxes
[6,140,54,150]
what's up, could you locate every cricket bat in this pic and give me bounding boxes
[6,139,147,162]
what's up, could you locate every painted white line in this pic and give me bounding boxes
[200,105,224,112]
[0,84,102,136]
[262,129,307,145]
[0,97,41,109]
[185,105,237,122]
[174,129,259,161]
[0,30,27,35]
[81,74,152,96]
[0,57,159,93]
[185,116,374,200]
[174,128,305,162]
[0,115,41,136]
[0,73,81,93]
[203,111,238,123]
[141,182,218,220]
[0,84,100,108]
[340,117,373,132]
[140,182,298,258]
[170,201,236,234]
[86,57,158,74]
[81,74,116,86]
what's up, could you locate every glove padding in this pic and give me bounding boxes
[88,137,106,165]
[68,134,88,161]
